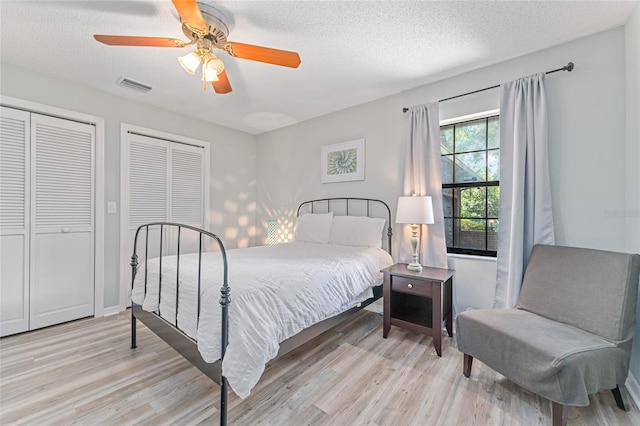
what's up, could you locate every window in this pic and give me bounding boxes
[441,114,499,256]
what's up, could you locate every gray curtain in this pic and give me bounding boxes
[494,73,555,308]
[401,102,448,269]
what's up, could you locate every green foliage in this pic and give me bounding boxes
[459,186,500,230]
[441,115,501,241]
[488,116,499,148]
[454,119,486,153]
[441,126,453,154]
[460,187,485,218]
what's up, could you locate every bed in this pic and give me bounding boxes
[129,198,394,425]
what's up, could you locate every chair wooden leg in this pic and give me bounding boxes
[552,402,567,426]
[463,354,473,378]
[612,385,630,411]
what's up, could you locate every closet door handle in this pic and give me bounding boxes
[61,227,70,233]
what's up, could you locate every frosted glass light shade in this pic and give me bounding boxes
[203,67,220,82]
[204,53,224,73]
[178,51,201,74]
[203,55,224,81]
[396,196,434,225]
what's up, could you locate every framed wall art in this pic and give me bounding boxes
[320,138,365,183]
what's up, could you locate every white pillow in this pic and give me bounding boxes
[294,212,334,244]
[329,216,386,249]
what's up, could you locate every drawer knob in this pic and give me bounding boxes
[407,283,413,289]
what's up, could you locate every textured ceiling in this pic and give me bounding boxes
[0,1,637,135]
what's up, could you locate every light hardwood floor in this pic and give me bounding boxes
[1,309,639,426]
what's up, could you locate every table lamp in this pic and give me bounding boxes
[396,195,434,272]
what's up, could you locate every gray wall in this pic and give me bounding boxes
[2,7,639,392]
[255,25,637,374]
[256,26,630,305]
[0,63,257,309]
[626,3,640,387]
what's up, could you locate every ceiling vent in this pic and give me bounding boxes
[117,77,152,93]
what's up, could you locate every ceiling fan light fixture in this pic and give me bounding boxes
[203,66,220,82]
[204,54,224,74]
[178,51,201,74]
[93,0,300,95]
[202,52,224,82]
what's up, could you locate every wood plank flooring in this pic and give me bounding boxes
[1,309,639,425]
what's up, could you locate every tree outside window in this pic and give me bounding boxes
[441,115,499,256]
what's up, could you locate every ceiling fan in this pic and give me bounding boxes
[94,0,301,94]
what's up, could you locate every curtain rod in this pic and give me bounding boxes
[402,62,574,113]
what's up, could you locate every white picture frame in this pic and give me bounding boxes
[320,138,365,183]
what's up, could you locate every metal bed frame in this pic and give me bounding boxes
[129,198,392,425]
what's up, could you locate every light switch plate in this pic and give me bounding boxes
[107,202,117,214]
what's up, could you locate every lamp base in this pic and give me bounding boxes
[407,224,423,272]
[407,262,423,272]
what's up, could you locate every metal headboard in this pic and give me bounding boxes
[296,197,393,255]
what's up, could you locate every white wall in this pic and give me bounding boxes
[625,2,640,388]
[257,27,629,317]
[0,63,257,310]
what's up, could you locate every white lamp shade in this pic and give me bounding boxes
[396,196,434,225]
[178,51,201,75]
[203,67,220,82]
[203,55,224,82]
[204,53,224,74]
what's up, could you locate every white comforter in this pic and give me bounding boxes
[131,242,392,398]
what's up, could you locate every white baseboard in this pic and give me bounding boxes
[102,305,122,317]
[626,373,640,410]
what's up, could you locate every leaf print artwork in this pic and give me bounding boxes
[327,148,357,175]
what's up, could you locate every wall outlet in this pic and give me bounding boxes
[107,202,117,214]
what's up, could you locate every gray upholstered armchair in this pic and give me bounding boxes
[456,245,640,426]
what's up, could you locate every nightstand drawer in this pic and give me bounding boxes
[391,276,432,297]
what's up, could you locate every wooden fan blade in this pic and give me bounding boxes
[171,0,206,32]
[212,70,232,94]
[224,42,301,68]
[94,35,186,48]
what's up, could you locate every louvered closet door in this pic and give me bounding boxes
[169,142,204,254]
[0,107,30,336]
[124,133,205,290]
[30,114,95,330]
[126,134,168,268]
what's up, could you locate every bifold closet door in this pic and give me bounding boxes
[123,133,205,292]
[0,107,30,336]
[29,114,95,330]
[126,134,168,268]
[168,142,205,254]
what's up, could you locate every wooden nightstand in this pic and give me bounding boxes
[381,263,455,357]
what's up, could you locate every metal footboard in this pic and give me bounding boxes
[128,198,392,425]
[129,222,230,426]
